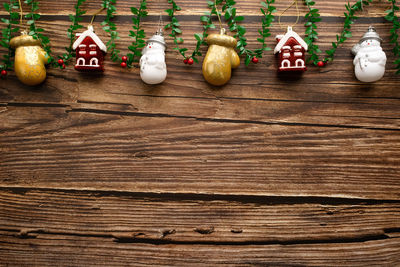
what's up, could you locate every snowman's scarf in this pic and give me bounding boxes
[358,45,383,54]
[355,45,386,69]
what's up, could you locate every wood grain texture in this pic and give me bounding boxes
[1,230,400,266]
[1,0,400,265]
[0,189,399,243]
[1,106,399,199]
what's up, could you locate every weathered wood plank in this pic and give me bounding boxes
[0,230,399,266]
[0,189,399,243]
[1,106,399,199]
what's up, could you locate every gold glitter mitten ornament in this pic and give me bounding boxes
[202,30,240,86]
[10,33,49,86]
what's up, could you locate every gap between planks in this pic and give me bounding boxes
[1,186,400,206]
[1,227,398,246]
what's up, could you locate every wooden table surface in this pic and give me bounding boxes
[1,0,400,266]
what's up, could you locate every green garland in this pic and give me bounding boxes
[302,0,374,66]
[59,0,87,66]
[303,0,322,65]
[126,0,148,67]
[1,0,399,76]
[0,0,20,72]
[165,0,216,64]
[24,0,60,68]
[223,0,276,65]
[385,0,400,74]
[101,0,120,63]
[322,0,373,64]
[165,0,276,65]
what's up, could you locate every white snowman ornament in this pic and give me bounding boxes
[139,29,167,85]
[351,26,386,83]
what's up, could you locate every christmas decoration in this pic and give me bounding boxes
[10,33,49,86]
[351,26,386,83]
[73,25,107,71]
[274,26,308,72]
[139,28,167,85]
[274,0,308,72]
[202,29,240,86]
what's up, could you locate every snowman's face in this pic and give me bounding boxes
[146,41,164,51]
[360,39,380,47]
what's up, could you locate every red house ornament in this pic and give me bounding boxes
[72,25,107,71]
[274,26,308,72]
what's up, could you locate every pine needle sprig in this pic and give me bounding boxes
[385,0,400,74]
[126,0,147,67]
[0,0,20,71]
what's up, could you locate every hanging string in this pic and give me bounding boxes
[158,13,163,31]
[90,7,106,25]
[214,0,225,34]
[278,0,300,29]
[157,0,163,32]
[17,0,26,33]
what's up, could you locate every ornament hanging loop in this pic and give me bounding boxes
[278,0,300,30]
[89,7,106,26]
[157,13,164,35]
[17,0,27,33]
[214,0,224,33]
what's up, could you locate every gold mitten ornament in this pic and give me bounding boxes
[202,30,240,86]
[10,33,49,86]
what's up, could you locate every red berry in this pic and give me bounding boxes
[187,58,194,65]
[317,61,325,67]
[1,70,7,76]
[58,59,64,65]
[121,62,127,68]
[252,57,259,64]
[121,56,128,62]
[183,58,189,64]
[62,64,66,69]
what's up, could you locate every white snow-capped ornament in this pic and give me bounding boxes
[351,26,386,83]
[139,27,167,85]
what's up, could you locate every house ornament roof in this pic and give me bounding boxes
[72,25,107,52]
[274,26,308,54]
